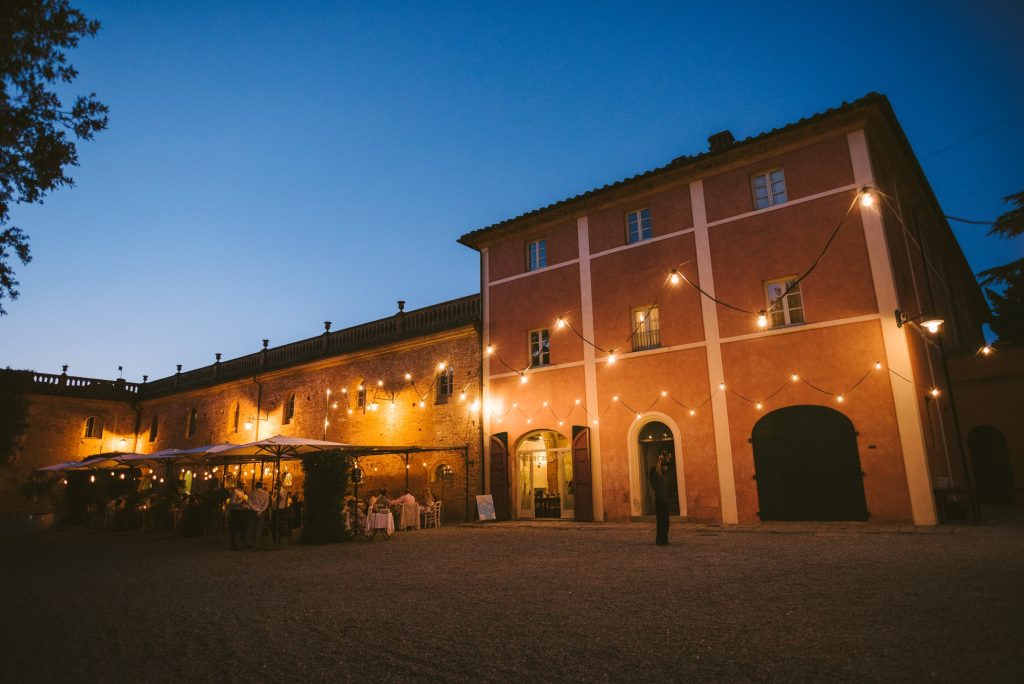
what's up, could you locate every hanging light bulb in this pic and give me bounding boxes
[756,311,769,329]
[120,473,126,480]
[438,362,446,371]
[592,419,599,425]
[689,409,696,417]
[89,474,96,483]
[512,402,518,408]
[755,402,763,410]
[980,345,993,356]
[526,418,532,424]
[607,352,616,365]
[836,395,844,403]
[459,392,467,401]
[331,402,338,409]
[405,372,412,380]
[341,387,347,394]
[669,268,681,285]
[377,380,384,387]
[859,187,875,207]
[326,388,331,396]
[358,384,364,391]
[930,387,941,398]
[555,317,566,330]
[558,420,564,426]
[719,382,726,390]
[612,395,619,402]
[470,400,480,413]
[874,361,882,370]
[922,319,944,334]
[660,390,667,397]
[244,419,253,431]
[347,408,353,415]
[542,401,548,407]
[636,413,642,420]
[486,345,494,355]
[419,401,425,408]
[790,373,799,382]
[520,374,528,384]
[574,398,581,405]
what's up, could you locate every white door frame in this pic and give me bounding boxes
[627,411,688,518]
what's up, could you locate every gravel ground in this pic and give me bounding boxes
[2,520,1023,683]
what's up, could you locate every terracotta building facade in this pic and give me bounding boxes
[4,94,1011,525]
[459,94,990,525]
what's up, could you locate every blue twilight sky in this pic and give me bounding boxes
[2,1,1022,380]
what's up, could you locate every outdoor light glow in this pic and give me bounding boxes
[520,374,528,384]
[555,317,566,330]
[377,380,383,387]
[575,398,580,404]
[719,382,726,390]
[486,345,494,355]
[689,409,696,416]
[470,400,480,412]
[612,395,619,401]
[756,311,769,329]
[459,392,467,401]
[405,373,412,380]
[922,319,944,334]
[980,345,994,356]
[930,388,941,397]
[791,373,799,382]
[419,401,425,408]
[860,188,875,207]
[836,395,845,403]
[438,362,446,371]
[756,402,763,410]
[244,420,253,430]
[669,269,681,285]
[874,361,882,370]
[607,353,616,364]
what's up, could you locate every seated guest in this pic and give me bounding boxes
[424,490,436,505]
[366,491,379,512]
[377,488,391,507]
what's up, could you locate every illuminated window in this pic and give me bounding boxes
[84,416,103,439]
[432,463,455,483]
[631,305,661,351]
[148,416,159,443]
[627,208,652,244]
[765,277,805,327]
[186,408,198,438]
[529,328,550,367]
[436,366,454,404]
[527,239,547,271]
[283,393,296,425]
[751,168,787,209]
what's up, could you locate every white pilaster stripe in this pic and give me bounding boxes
[847,129,936,525]
[577,216,605,521]
[691,179,739,524]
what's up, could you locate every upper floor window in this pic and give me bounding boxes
[631,305,661,351]
[148,416,159,443]
[529,328,550,367]
[436,366,454,404]
[527,239,547,271]
[357,382,366,408]
[751,168,787,209]
[283,393,296,425]
[84,416,103,439]
[765,277,805,327]
[186,408,198,438]
[627,208,652,244]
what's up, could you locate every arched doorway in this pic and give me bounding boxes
[752,405,868,521]
[638,421,679,516]
[968,426,1014,504]
[515,430,573,519]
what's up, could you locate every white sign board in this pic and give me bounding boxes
[476,494,496,521]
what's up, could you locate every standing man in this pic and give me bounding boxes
[228,481,248,550]
[247,481,271,549]
[649,451,671,546]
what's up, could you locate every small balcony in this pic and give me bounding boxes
[631,328,661,352]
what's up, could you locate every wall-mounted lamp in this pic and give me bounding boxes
[895,309,943,333]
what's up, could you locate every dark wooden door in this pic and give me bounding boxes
[752,405,868,521]
[572,426,593,522]
[489,433,510,520]
[969,426,1014,504]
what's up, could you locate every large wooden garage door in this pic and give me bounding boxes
[490,433,510,520]
[752,405,868,521]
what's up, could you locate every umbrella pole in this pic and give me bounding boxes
[404,451,409,491]
[274,456,281,545]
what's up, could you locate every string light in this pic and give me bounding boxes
[660,390,667,397]
[790,373,799,382]
[836,395,844,403]
[607,352,616,364]
[405,372,412,380]
[438,362,447,371]
[922,319,944,334]
[459,392,467,401]
[859,187,875,207]
[874,361,882,370]
[980,345,993,356]
[930,388,941,398]
[555,317,566,330]
[756,311,769,328]
[719,382,725,390]
[668,268,681,285]
[612,395,619,402]
[520,374,528,384]
[755,402,763,410]
[689,409,696,416]
[486,345,494,355]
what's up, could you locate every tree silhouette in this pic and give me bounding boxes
[0,0,108,315]
[978,191,1024,343]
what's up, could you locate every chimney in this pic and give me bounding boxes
[707,130,735,153]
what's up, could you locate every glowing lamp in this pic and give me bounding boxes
[859,188,875,207]
[520,374,528,384]
[930,388,940,398]
[922,319,944,334]
[555,317,566,330]
[244,420,253,431]
[790,373,799,382]
[607,353,616,365]
[980,345,993,356]
[688,409,696,417]
[756,311,769,329]
[405,373,412,380]
[756,402,763,410]
[874,361,882,370]
[836,395,844,403]
[486,345,494,355]
[669,269,681,285]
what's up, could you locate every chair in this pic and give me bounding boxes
[423,501,442,528]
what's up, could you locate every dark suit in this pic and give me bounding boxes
[649,466,670,545]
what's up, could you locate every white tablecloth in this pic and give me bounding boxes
[365,511,394,533]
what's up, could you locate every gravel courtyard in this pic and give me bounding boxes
[3,521,1023,683]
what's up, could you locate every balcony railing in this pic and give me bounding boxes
[632,328,661,352]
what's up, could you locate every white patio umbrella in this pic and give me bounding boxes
[215,435,351,460]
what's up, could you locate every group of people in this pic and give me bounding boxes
[227,480,302,550]
[345,488,438,532]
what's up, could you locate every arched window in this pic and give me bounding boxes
[283,394,296,425]
[357,382,366,409]
[432,463,455,483]
[84,416,104,439]
[186,408,198,438]
[148,416,159,443]
[231,402,240,433]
